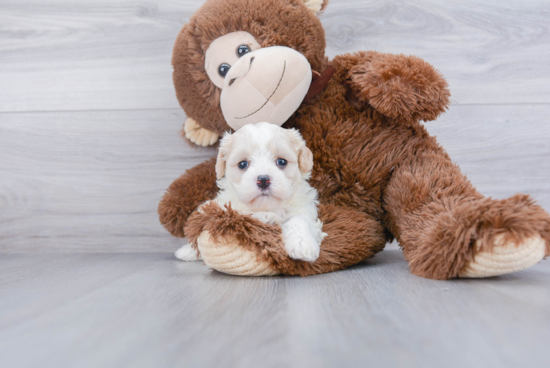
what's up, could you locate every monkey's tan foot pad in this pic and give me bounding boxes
[459,234,546,278]
[197,231,280,276]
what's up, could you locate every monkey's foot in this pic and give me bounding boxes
[459,234,546,278]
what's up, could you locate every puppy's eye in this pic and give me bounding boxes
[237,45,250,57]
[218,63,231,77]
[276,158,287,168]
[238,161,249,170]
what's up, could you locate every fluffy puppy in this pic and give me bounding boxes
[175,122,326,262]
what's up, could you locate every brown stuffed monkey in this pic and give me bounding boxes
[158,0,550,279]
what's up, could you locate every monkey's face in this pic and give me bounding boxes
[205,32,312,130]
[173,0,328,145]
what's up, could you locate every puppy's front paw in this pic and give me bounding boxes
[282,217,320,262]
[251,212,282,225]
[175,244,202,262]
[284,233,320,262]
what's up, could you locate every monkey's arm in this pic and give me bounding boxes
[338,51,450,122]
[158,157,218,237]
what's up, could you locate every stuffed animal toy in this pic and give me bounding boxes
[158,0,550,279]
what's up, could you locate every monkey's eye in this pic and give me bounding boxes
[218,63,231,77]
[238,161,249,170]
[276,158,287,168]
[237,45,250,57]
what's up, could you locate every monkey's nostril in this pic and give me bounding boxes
[229,78,236,86]
[250,57,255,65]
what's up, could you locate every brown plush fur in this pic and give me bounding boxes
[158,157,218,238]
[347,51,451,122]
[159,0,550,279]
[185,202,386,276]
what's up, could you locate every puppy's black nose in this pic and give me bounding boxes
[257,175,271,190]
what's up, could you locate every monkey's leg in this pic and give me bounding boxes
[384,151,550,279]
[185,203,387,276]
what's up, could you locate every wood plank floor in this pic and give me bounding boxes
[1,1,550,367]
[0,251,549,368]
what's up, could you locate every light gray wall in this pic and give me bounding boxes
[1,0,549,252]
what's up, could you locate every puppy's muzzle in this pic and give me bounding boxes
[257,175,271,190]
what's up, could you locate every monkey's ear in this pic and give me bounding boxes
[182,117,220,147]
[302,0,329,15]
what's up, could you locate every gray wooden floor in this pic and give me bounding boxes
[1,0,550,367]
[0,251,549,368]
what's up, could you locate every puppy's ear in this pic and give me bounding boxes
[286,129,314,174]
[298,146,314,173]
[215,132,233,179]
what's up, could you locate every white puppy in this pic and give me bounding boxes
[175,122,326,263]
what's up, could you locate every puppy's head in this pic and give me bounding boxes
[216,122,313,211]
